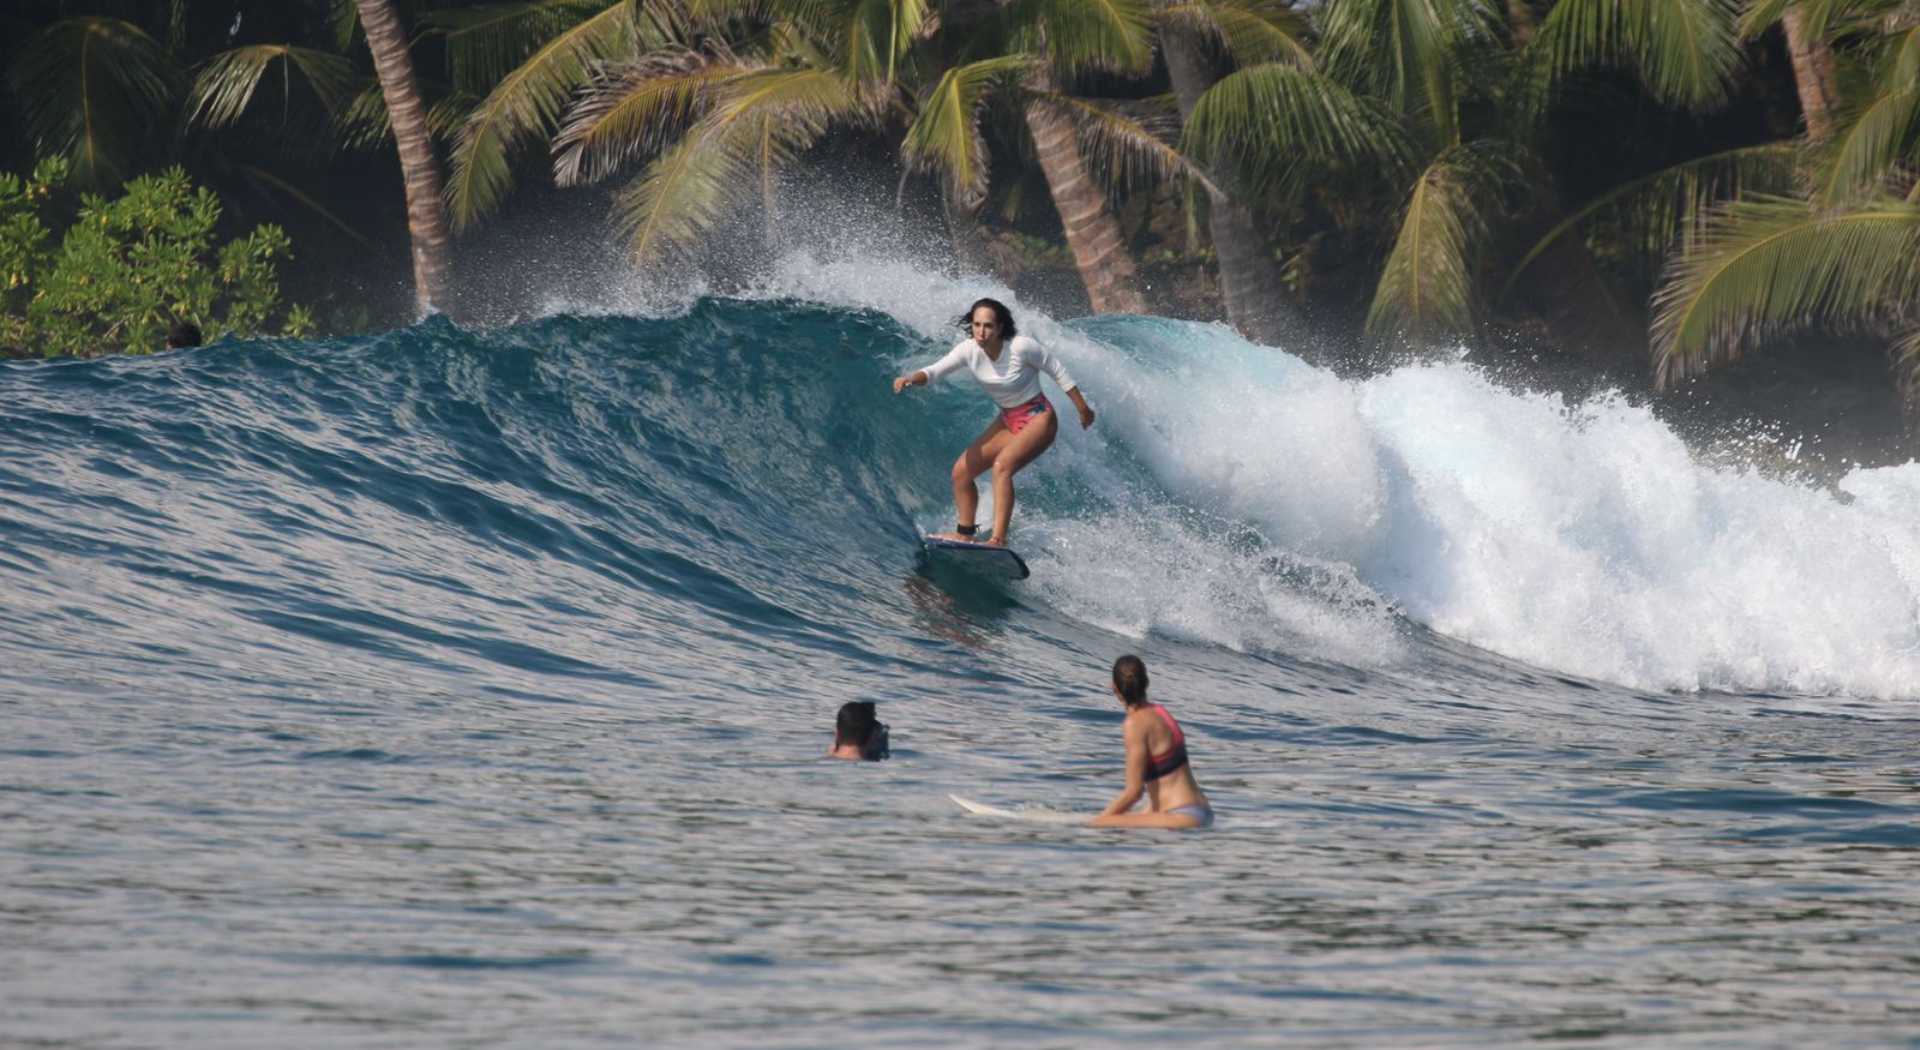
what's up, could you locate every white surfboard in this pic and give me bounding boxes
[922,535,1031,580]
[949,794,1085,825]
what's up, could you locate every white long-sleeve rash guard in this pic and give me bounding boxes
[919,335,1079,409]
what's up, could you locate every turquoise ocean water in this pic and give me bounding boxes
[4,264,1920,1047]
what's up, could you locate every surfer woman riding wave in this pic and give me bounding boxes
[891,298,1094,546]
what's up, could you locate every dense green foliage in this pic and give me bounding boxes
[0,160,312,358]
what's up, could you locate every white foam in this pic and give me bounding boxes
[1344,365,1920,696]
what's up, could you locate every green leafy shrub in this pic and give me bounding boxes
[0,159,312,358]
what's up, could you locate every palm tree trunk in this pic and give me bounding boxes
[354,0,453,316]
[1781,8,1840,142]
[1023,79,1147,314]
[1162,27,1295,345]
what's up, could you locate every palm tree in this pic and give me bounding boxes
[1184,0,1751,350]
[1651,3,1920,401]
[5,13,182,190]
[352,0,455,315]
[1016,65,1151,313]
[3,3,378,255]
[446,1,909,256]
[436,0,659,235]
[1154,0,1315,344]
[11,2,462,318]
[545,2,906,262]
[1496,0,1761,362]
[1187,0,1510,346]
[901,0,1173,314]
[182,0,460,316]
[453,0,1189,315]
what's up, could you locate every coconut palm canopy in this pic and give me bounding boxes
[1652,0,1920,396]
[1182,0,1761,347]
[442,0,1227,310]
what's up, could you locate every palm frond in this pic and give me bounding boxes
[1651,195,1920,385]
[1531,0,1743,113]
[1028,92,1219,196]
[430,95,482,141]
[553,48,754,187]
[444,2,642,229]
[902,55,1032,209]
[1736,0,1797,38]
[1157,0,1314,69]
[681,0,800,23]
[8,16,181,188]
[761,16,835,73]
[1367,146,1509,343]
[187,45,359,128]
[1815,24,1920,203]
[614,124,753,262]
[230,163,378,249]
[1320,0,1498,143]
[1503,141,1803,298]
[332,0,360,50]
[613,87,833,260]
[424,0,622,95]
[835,0,934,83]
[1006,0,1156,76]
[704,66,875,128]
[1742,0,1902,41]
[589,61,864,258]
[336,85,388,151]
[167,0,189,55]
[1183,63,1412,199]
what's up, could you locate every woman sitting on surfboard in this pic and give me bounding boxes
[891,298,1094,546]
[1092,655,1213,829]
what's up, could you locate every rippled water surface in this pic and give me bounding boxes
[4,285,1919,1048]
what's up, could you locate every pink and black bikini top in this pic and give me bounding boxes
[1141,704,1189,782]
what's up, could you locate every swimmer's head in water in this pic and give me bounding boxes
[835,701,890,761]
[958,298,1016,342]
[1112,654,1149,706]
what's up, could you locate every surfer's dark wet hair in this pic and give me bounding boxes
[1112,655,1150,706]
[836,701,890,761]
[959,298,1016,340]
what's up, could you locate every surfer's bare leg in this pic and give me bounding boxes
[987,410,1058,545]
[941,421,1011,540]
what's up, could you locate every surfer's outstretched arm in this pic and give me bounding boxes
[894,345,969,394]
